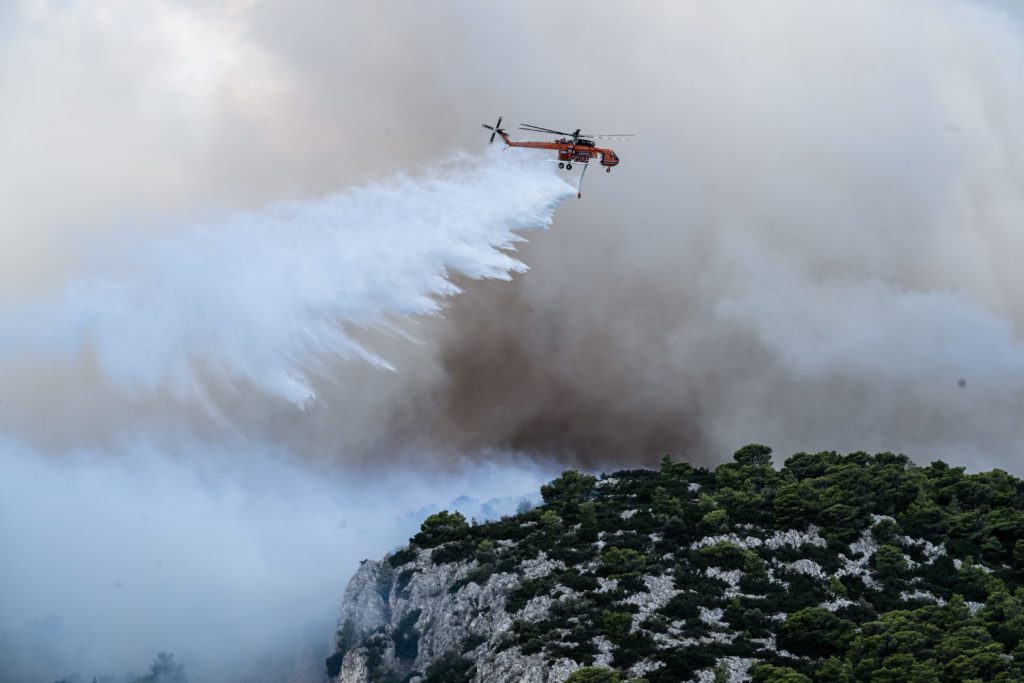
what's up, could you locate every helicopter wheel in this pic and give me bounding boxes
[558,162,565,169]
[606,167,611,173]
[566,163,573,170]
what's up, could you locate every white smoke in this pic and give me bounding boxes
[5,0,1024,681]
[0,435,554,683]
[0,150,573,683]
[420,0,1024,468]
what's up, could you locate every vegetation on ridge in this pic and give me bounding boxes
[335,445,1024,682]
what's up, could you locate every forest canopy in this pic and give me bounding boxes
[399,446,1024,682]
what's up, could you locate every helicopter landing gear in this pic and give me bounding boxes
[606,167,611,173]
[558,162,565,169]
[566,163,573,170]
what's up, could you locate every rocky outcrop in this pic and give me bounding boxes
[327,549,571,683]
[326,515,963,683]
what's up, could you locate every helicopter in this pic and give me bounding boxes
[482,116,632,197]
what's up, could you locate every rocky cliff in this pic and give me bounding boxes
[325,446,1024,682]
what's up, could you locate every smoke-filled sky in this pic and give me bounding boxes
[2,0,1024,681]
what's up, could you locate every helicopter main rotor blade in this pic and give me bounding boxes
[519,124,571,136]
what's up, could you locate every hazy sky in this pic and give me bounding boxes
[2,1,1024,681]
[5,0,1024,469]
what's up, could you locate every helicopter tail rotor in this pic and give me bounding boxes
[481,116,504,144]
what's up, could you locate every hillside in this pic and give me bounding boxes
[326,445,1024,682]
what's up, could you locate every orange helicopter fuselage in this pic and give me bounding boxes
[495,130,620,167]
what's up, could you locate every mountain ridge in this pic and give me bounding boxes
[326,445,1024,682]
